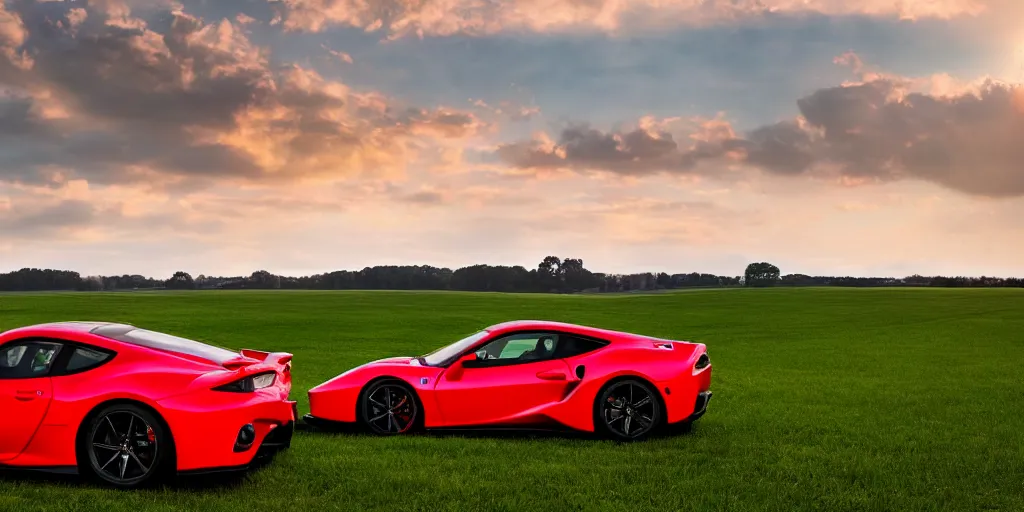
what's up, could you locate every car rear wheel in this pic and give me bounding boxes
[594,379,662,441]
[81,403,171,488]
[359,379,420,435]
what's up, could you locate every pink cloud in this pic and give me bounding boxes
[268,0,988,37]
[0,1,485,190]
[496,57,1024,198]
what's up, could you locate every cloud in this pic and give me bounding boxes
[496,115,746,177]
[268,0,987,37]
[0,0,484,190]
[496,59,1024,197]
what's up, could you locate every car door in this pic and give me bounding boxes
[0,340,62,461]
[433,332,573,427]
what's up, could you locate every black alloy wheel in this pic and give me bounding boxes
[595,379,661,441]
[84,404,169,488]
[361,380,420,435]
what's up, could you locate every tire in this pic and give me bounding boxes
[593,378,663,441]
[358,379,421,435]
[79,403,172,488]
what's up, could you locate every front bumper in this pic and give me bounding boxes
[301,413,358,433]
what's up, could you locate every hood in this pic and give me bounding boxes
[365,356,419,366]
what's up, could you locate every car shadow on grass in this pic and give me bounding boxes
[0,457,276,492]
[295,418,696,441]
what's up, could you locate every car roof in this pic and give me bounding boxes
[1,321,134,337]
[483,320,644,342]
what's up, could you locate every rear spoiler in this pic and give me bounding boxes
[222,349,293,370]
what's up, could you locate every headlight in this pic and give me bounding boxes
[213,371,277,392]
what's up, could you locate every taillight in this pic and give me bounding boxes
[694,353,710,370]
[213,371,276,393]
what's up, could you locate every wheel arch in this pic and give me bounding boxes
[354,376,426,427]
[74,398,177,470]
[591,373,669,426]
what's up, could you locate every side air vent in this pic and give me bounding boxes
[694,353,710,370]
[575,365,586,379]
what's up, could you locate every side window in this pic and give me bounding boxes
[65,346,113,373]
[553,335,607,358]
[470,333,561,365]
[0,342,63,379]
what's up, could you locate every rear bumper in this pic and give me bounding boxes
[684,391,712,422]
[158,390,297,472]
[177,420,294,476]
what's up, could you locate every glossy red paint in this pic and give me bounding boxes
[0,322,295,478]
[307,320,712,435]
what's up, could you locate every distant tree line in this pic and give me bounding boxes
[0,259,1021,293]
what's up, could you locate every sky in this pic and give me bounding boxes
[1,0,1022,279]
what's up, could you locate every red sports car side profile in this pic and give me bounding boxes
[0,322,296,488]
[305,320,712,440]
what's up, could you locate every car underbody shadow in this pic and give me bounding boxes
[0,454,280,492]
[0,467,82,487]
[297,418,697,441]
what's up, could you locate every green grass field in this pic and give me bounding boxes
[1,288,1023,511]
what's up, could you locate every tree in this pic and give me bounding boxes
[744,262,780,287]
[165,271,195,290]
[537,256,562,291]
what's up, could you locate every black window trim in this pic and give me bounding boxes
[52,340,118,377]
[0,337,117,379]
[0,338,68,380]
[458,329,610,369]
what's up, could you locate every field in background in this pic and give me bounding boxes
[1,288,1023,511]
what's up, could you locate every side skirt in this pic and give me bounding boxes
[0,463,78,475]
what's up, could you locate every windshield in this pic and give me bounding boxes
[421,331,489,366]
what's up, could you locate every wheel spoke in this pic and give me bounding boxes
[623,416,631,435]
[100,451,119,471]
[119,453,129,479]
[385,389,392,409]
[105,416,119,438]
[369,397,387,408]
[632,396,651,408]
[390,396,407,411]
[629,385,634,404]
[126,415,135,440]
[636,415,652,428]
[607,414,624,425]
[129,451,150,473]
[370,412,389,422]
[93,443,120,451]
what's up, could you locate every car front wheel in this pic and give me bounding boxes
[359,379,421,435]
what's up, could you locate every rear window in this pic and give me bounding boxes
[96,326,238,364]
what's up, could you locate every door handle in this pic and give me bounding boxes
[536,370,567,381]
[15,390,41,401]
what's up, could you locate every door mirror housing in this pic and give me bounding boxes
[461,352,486,369]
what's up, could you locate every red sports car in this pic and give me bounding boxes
[305,320,712,440]
[0,322,296,488]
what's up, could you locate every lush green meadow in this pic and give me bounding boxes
[1,288,1023,511]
